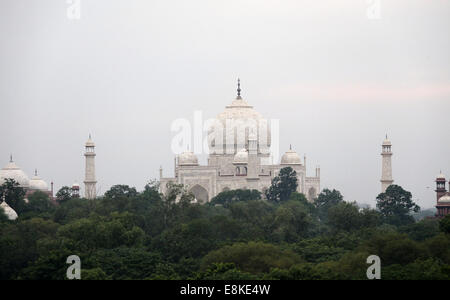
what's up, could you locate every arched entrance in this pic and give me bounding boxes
[189,184,209,204]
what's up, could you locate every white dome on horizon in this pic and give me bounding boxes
[0,158,30,188]
[29,170,48,191]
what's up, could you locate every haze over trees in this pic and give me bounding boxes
[0,168,449,280]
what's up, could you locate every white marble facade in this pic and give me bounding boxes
[160,87,321,203]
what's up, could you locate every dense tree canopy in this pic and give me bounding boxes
[210,189,261,207]
[376,185,420,226]
[55,186,73,205]
[0,180,448,280]
[265,167,298,203]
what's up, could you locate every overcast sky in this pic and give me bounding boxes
[1,0,449,208]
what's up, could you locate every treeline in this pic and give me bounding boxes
[0,168,449,280]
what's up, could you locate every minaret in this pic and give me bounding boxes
[435,172,447,202]
[380,135,393,193]
[247,130,258,179]
[84,134,97,199]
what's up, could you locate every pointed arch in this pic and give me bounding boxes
[189,184,209,204]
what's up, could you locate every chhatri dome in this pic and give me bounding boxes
[281,145,302,165]
[382,135,392,146]
[29,169,49,191]
[86,134,95,147]
[1,195,18,220]
[178,149,199,166]
[439,195,450,204]
[0,155,30,188]
[233,148,249,165]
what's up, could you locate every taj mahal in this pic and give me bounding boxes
[2,80,450,219]
[159,81,321,203]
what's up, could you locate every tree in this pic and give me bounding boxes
[439,215,450,235]
[376,185,420,226]
[159,182,195,228]
[82,268,110,280]
[327,202,362,232]
[194,263,258,280]
[265,167,298,203]
[361,232,422,266]
[55,186,73,204]
[0,178,27,214]
[25,191,54,215]
[272,200,314,242]
[0,218,59,279]
[84,247,164,280]
[314,189,344,221]
[201,241,302,274]
[210,189,261,207]
[104,185,138,199]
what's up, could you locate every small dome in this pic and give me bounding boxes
[0,201,18,220]
[0,159,30,188]
[29,170,48,191]
[436,172,446,180]
[233,149,249,164]
[72,182,80,189]
[178,151,199,166]
[438,195,450,204]
[382,136,392,146]
[86,135,95,147]
[281,148,301,165]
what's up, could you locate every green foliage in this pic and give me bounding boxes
[210,189,261,207]
[265,167,298,203]
[21,191,55,218]
[399,218,440,241]
[82,268,110,280]
[201,241,303,274]
[440,215,450,234]
[1,179,449,280]
[194,263,258,280]
[314,188,344,221]
[376,185,420,226]
[55,186,73,205]
[423,233,450,263]
[0,218,59,279]
[57,213,145,252]
[327,202,381,232]
[292,238,347,263]
[383,258,450,280]
[104,185,138,199]
[272,200,315,242]
[0,178,27,214]
[360,232,424,266]
[84,247,164,280]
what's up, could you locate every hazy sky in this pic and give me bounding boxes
[1,0,449,208]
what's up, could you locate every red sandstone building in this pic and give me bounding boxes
[435,173,450,217]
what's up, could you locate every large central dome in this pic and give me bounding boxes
[216,97,262,121]
[208,81,271,155]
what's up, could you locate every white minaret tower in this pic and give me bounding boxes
[380,135,393,193]
[84,134,97,199]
